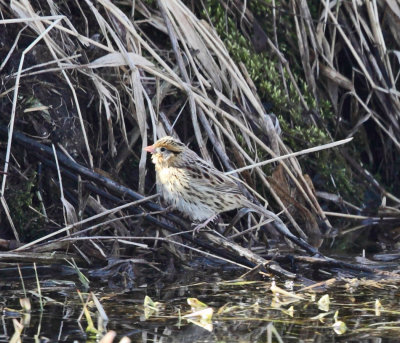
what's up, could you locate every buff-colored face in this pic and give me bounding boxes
[144,136,185,167]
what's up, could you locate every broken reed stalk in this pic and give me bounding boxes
[0,126,293,274]
[1,126,323,255]
[1,0,398,279]
[0,126,386,278]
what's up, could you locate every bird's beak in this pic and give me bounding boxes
[144,144,155,154]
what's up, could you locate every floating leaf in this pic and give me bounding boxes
[143,296,162,319]
[187,298,208,311]
[318,294,330,312]
[183,307,214,332]
[332,320,347,335]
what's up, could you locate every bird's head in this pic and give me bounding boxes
[144,136,186,168]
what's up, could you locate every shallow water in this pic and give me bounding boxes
[1,262,399,342]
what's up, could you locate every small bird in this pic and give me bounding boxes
[144,137,278,222]
[144,136,250,222]
[144,136,318,254]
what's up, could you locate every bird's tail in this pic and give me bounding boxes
[244,200,320,256]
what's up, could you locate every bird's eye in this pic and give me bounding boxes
[160,147,166,152]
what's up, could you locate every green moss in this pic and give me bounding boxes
[8,174,44,240]
[202,0,360,200]
[204,1,333,139]
[142,0,156,6]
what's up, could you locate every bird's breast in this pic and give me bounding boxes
[156,167,188,195]
[156,166,216,221]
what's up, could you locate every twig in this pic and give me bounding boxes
[225,137,353,175]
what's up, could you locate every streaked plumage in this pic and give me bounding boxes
[145,136,316,254]
[144,136,248,221]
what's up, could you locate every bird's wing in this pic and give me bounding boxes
[185,162,243,195]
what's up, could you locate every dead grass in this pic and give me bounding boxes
[0,0,399,277]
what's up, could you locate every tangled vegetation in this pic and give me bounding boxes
[0,0,399,279]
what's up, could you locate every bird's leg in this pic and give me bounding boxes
[163,204,175,213]
[191,214,218,236]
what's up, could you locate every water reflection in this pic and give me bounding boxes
[1,263,400,342]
